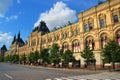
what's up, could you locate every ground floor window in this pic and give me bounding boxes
[101,36,108,49]
[116,34,120,45]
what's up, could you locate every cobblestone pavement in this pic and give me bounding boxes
[45,72,120,80]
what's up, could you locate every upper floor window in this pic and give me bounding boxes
[65,33,68,38]
[100,19,105,27]
[62,34,64,39]
[84,24,88,32]
[75,29,78,35]
[89,23,93,30]
[48,37,52,42]
[72,31,74,36]
[31,39,36,46]
[113,15,119,23]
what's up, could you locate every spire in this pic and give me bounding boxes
[12,34,16,44]
[18,31,20,40]
[14,34,16,41]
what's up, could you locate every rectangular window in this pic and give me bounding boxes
[89,23,93,30]
[113,15,119,23]
[72,31,74,36]
[76,30,78,35]
[100,19,105,27]
[84,24,88,32]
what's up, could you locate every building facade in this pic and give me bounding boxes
[5,0,120,68]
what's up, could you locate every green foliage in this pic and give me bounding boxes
[20,54,26,63]
[40,48,50,63]
[102,40,120,63]
[28,52,34,62]
[33,51,39,61]
[50,43,61,64]
[12,54,19,63]
[62,50,75,63]
[4,55,10,62]
[81,46,95,64]
[28,51,40,63]
[4,54,19,63]
[0,56,4,62]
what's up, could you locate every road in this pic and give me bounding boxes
[0,63,120,80]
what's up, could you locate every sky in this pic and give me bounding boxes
[0,0,106,49]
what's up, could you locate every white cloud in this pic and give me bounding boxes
[0,32,13,48]
[6,15,18,22]
[34,1,77,30]
[0,0,12,18]
[17,0,21,4]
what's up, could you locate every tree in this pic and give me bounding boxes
[102,40,120,69]
[62,50,75,64]
[12,54,19,63]
[40,48,50,64]
[0,56,4,62]
[20,54,26,64]
[81,46,95,67]
[33,51,39,62]
[4,55,10,62]
[28,52,34,63]
[50,43,61,64]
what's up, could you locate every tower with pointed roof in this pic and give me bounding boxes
[32,21,50,35]
[0,45,7,57]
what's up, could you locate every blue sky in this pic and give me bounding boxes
[0,0,106,49]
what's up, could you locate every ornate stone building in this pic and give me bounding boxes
[6,0,120,68]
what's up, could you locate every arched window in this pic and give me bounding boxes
[72,40,80,52]
[101,34,108,49]
[113,15,119,23]
[62,42,68,52]
[85,37,95,50]
[116,31,120,45]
